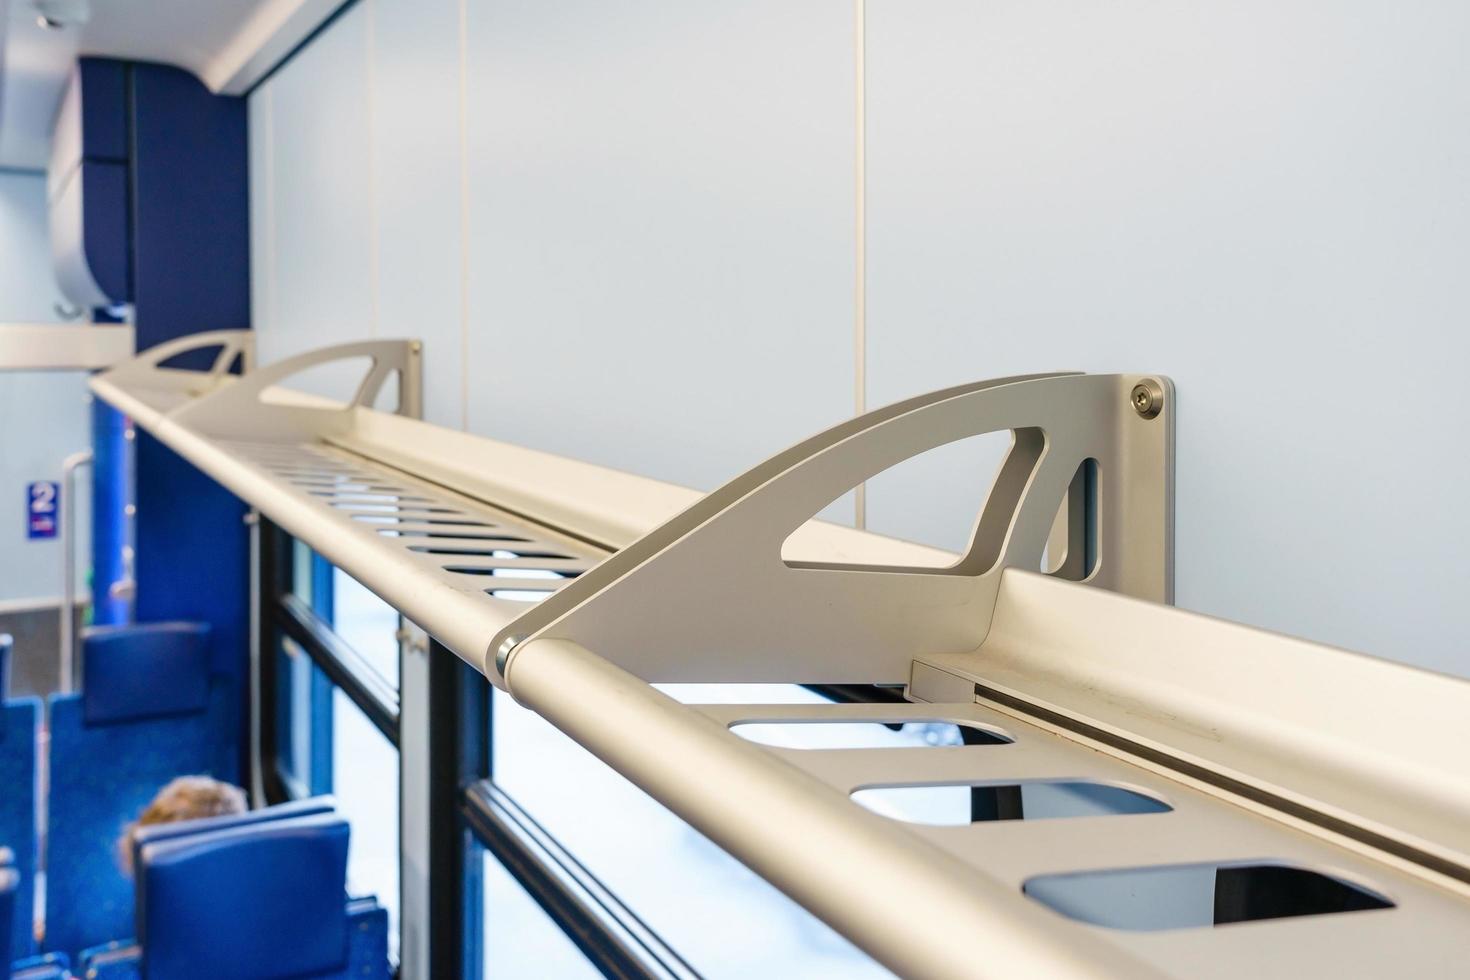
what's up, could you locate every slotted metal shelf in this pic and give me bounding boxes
[92,332,1470,979]
[692,698,1469,978]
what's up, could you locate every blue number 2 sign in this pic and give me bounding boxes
[28,481,60,540]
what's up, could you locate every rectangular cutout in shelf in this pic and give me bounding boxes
[731,719,1011,750]
[852,781,1171,826]
[1024,862,1394,931]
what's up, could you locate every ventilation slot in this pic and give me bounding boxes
[732,720,1010,750]
[414,547,571,559]
[1023,862,1393,931]
[269,468,361,479]
[852,781,1169,825]
[379,529,530,542]
[331,502,461,515]
[448,566,579,578]
[352,516,492,527]
[311,492,434,504]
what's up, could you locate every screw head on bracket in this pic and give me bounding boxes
[1130,379,1164,420]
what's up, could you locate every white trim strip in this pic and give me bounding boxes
[0,593,91,616]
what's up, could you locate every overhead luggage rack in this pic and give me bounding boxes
[92,332,610,659]
[89,331,954,663]
[92,334,1470,979]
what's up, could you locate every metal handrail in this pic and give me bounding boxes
[58,449,93,694]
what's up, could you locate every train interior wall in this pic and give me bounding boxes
[0,170,89,698]
[250,0,1470,680]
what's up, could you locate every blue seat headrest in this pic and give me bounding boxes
[130,796,335,875]
[137,813,350,980]
[81,623,211,725]
[0,633,11,700]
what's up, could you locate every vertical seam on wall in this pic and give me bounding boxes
[457,0,471,432]
[265,88,278,345]
[124,64,138,309]
[853,0,868,529]
[365,0,381,339]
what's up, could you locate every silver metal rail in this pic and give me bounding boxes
[58,449,93,694]
[507,636,1163,980]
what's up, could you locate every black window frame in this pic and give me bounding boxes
[256,517,895,980]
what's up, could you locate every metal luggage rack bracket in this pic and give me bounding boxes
[489,369,1470,979]
[494,371,1175,685]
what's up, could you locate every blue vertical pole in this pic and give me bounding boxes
[89,398,133,626]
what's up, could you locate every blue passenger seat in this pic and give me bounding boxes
[44,622,235,957]
[77,802,389,980]
[3,847,68,980]
[0,637,39,963]
[125,795,335,872]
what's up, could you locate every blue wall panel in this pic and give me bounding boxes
[130,63,251,350]
[89,400,132,626]
[78,161,130,309]
[76,58,128,163]
[132,434,246,783]
[125,61,251,774]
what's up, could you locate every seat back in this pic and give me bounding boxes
[129,796,335,879]
[137,813,351,980]
[1,860,16,970]
[0,694,38,962]
[44,622,232,956]
[77,623,211,724]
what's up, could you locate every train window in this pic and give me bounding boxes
[271,530,912,973]
[334,688,401,958]
[479,848,604,978]
[330,566,401,687]
[291,538,316,604]
[489,685,894,978]
[273,636,332,798]
[270,540,403,962]
[289,543,400,689]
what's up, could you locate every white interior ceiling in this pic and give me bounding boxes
[0,0,341,169]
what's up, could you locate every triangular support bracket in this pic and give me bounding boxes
[498,371,1173,686]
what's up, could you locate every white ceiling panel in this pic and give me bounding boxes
[0,0,341,168]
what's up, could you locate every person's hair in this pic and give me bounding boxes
[118,775,248,875]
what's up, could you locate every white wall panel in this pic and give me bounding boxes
[0,371,90,604]
[245,0,1470,679]
[370,0,466,427]
[462,0,857,504]
[0,172,88,603]
[864,0,1470,675]
[248,90,274,346]
[0,172,68,322]
[253,1,375,389]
